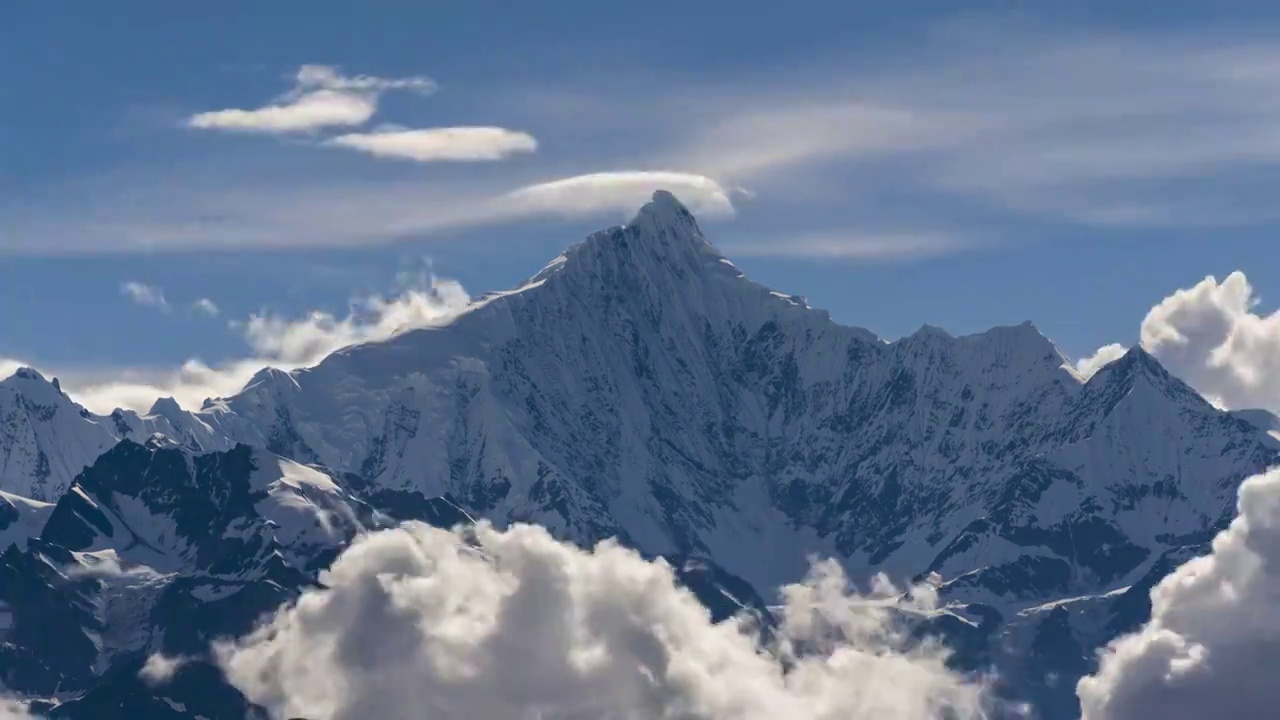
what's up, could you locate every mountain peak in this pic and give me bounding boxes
[1085,344,1206,408]
[634,189,692,224]
[532,190,726,292]
[623,189,711,255]
[0,366,69,404]
[147,396,184,418]
[3,366,49,385]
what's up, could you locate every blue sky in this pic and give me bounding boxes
[4,1,1280,411]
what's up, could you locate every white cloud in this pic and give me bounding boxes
[723,231,971,261]
[120,281,170,312]
[216,521,987,720]
[328,126,538,162]
[192,298,220,317]
[0,359,26,382]
[502,171,736,221]
[544,32,1280,234]
[187,64,434,134]
[189,89,377,134]
[18,275,471,414]
[139,653,190,686]
[1077,467,1280,719]
[238,276,470,365]
[0,699,35,719]
[1136,272,1280,413]
[1074,343,1129,380]
[675,101,987,183]
[18,32,1280,261]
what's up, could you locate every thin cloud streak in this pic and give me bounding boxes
[723,231,973,261]
[2,171,736,257]
[327,126,538,162]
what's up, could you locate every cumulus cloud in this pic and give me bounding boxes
[187,64,434,134]
[503,171,736,221]
[192,298,220,317]
[1078,271,1280,411]
[120,281,170,312]
[1077,467,1280,719]
[216,521,987,720]
[18,275,470,414]
[1136,271,1280,412]
[238,276,469,365]
[139,653,191,686]
[1075,343,1129,380]
[327,126,538,162]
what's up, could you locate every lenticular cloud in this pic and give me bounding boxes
[216,522,988,720]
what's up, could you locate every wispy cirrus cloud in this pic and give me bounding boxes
[187,64,435,134]
[120,281,170,312]
[326,126,538,163]
[18,30,1280,262]
[722,231,975,261]
[2,168,735,257]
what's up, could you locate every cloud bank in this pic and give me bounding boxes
[1078,467,1280,719]
[188,64,435,134]
[216,521,988,720]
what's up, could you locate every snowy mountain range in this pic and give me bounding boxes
[1,191,1276,718]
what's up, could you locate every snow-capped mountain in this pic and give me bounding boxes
[1,191,1276,718]
[184,191,1278,606]
[0,369,230,502]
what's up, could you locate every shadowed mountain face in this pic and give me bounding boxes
[0,192,1276,718]
[0,438,772,719]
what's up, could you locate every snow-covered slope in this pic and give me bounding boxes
[0,490,53,551]
[0,369,231,502]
